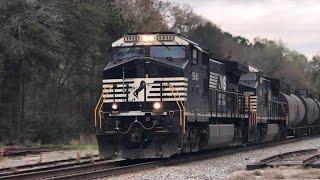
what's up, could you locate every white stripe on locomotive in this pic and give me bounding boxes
[102,77,188,102]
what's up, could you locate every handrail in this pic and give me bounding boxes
[166,83,182,124]
[167,83,186,134]
[268,100,287,104]
[95,86,112,129]
[94,93,103,127]
[168,83,186,110]
[99,99,104,129]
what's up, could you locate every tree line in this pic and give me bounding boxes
[0,0,319,144]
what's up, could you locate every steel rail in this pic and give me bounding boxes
[260,149,317,164]
[47,161,161,180]
[0,158,105,177]
[303,153,320,167]
[247,148,320,170]
[0,155,100,175]
[1,135,320,179]
[1,147,50,156]
[53,135,320,180]
[0,160,120,180]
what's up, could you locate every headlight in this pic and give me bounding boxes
[153,102,161,110]
[112,103,118,110]
[141,35,155,43]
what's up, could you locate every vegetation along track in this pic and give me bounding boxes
[1,136,319,179]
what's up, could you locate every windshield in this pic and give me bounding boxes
[112,46,186,61]
[150,46,185,58]
[240,72,257,81]
[112,47,145,60]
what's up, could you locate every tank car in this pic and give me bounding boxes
[281,89,320,135]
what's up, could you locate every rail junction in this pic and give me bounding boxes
[247,148,320,170]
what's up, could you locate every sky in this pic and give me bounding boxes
[171,0,320,59]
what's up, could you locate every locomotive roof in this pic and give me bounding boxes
[111,32,208,53]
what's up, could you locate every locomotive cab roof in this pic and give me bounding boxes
[106,32,210,71]
[220,59,249,76]
[111,32,207,53]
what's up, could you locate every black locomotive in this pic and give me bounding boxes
[94,32,320,159]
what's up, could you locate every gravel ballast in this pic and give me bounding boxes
[106,137,320,180]
[228,166,320,180]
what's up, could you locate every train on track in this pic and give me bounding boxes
[94,32,320,159]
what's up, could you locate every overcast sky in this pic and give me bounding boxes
[171,0,320,59]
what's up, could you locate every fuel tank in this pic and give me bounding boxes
[199,124,234,150]
[262,124,279,142]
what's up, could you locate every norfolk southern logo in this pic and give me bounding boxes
[133,80,146,98]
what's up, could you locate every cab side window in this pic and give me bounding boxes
[202,53,209,66]
[192,49,198,65]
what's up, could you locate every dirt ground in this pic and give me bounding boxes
[0,149,98,169]
[227,166,320,180]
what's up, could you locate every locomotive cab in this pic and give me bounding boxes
[97,33,207,158]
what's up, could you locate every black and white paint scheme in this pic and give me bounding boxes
[95,32,320,159]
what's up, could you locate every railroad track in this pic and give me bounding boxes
[0,154,101,176]
[247,148,320,170]
[1,135,320,179]
[0,158,158,180]
[0,147,50,156]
